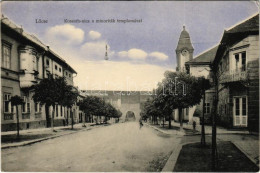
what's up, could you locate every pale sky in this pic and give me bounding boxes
[2,1,259,90]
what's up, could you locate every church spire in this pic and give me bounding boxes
[176,26,193,52]
[175,26,194,72]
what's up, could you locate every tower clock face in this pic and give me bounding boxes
[181,49,188,56]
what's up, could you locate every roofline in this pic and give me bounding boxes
[225,12,259,31]
[185,61,212,65]
[1,18,47,51]
[186,44,219,65]
[2,14,77,74]
[193,44,219,59]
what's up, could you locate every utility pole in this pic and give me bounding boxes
[211,68,218,171]
[201,91,206,146]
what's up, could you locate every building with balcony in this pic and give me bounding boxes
[1,15,78,131]
[213,13,259,131]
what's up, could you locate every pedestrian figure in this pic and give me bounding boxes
[63,119,65,127]
[139,119,143,129]
[193,120,196,131]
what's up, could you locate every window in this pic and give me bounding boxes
[36,57,39,71]
[235,98,240,116]
[186,108,189,116]
[241,52,246,71]
[22,96,30,113]
[27,102,31,113]
[22,102,26,113]
[56,105,58,117]
[33,56,36,70]
[59,68,61,72]
[66,72,68,76]
[242,97,246,116]
[4,93,11,113]
[46,59,50,66]
[61,106,63,117]
[204,103,210,114]
[69,74,71,78]
[35,102,41,113]
[32,56,39,72]
[233,52,246,72]
[55,65,57,70]
[235,54,239,71]
[2,43,11,69]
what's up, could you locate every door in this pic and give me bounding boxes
[233,97,247,127]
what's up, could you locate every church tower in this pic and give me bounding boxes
[175,26,194,72]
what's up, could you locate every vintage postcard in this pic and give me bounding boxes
[1,1,259,172]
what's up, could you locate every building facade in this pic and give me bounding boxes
[1,15,79,131]
[213,14,259,131]
[185,46,218,124]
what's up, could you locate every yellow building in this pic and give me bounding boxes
[1,15,79,131]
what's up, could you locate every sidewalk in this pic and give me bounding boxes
[172,121,259,166]
[170,121,250,135]
[144,123,186,136]
[1,123,101,149]
[146,122,259,170]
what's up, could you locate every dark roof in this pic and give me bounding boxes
[1,15,77,74]
[226,14,259,34]
[176,26,194,51]
[214,13,259,67]
[186,45,218,65]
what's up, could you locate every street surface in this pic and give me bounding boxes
[2,122,180,172]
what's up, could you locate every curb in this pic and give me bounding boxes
[144,123,185,136]
[162,141,201,172]
[2,123,113,149]
[232,142,259,167]
[1,127,89,149]
[161,139,182,172]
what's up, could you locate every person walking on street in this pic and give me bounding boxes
[139,118,143,129]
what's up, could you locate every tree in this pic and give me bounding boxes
[155,71,205,131]
[211,63,221,170]
[104,102,117,123]
[79,96,120,124]
[78,96,104,124]
[140,97,166,126]
[33,76,76,132]
[198,77,211,146]
[153,94,173,128]
[116,109,122,122]
[61,85,78,130]
[77,100,87,127]
[10,95,24,138]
